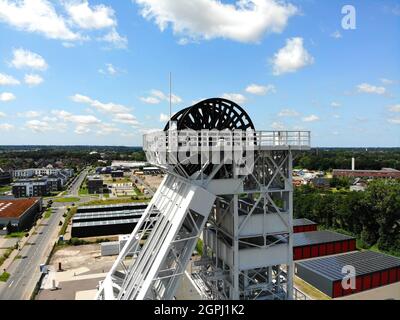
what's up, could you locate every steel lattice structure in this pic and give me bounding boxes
[96,98,311,300]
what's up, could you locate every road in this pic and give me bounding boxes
[66,168,88,196]
[0,204,65,300]
[0,169,88,300]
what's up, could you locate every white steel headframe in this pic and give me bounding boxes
[96,130,310,300]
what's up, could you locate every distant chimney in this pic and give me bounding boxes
[351,157,355,171]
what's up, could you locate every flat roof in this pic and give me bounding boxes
[73,210,146,222]
[0,198,40,219]
[77,202,148,211]
[293,218,317,227]
[293,230,354,247]
[296,251,400,281]
[72,217,155,228]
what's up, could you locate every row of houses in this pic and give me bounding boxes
[11,166,74,198]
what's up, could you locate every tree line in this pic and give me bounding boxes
[294,179,400,256]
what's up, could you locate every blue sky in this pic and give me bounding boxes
[0,0,399,147]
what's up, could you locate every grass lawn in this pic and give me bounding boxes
[0,185,11,193]
[0,272,10,282]
[44,208,52,219]
[83,197,150,206]
[53,197,80,203]
[5,231,26,238]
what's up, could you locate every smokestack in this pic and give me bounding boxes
[352,157,355,171]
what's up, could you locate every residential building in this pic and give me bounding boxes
[12,179,51,198]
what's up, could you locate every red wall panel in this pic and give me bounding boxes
[381,270,389,285]
[389,268,397,283]
[334,242,342,253]
[294,247,302,260]
[372,272,380,288]
[303,246,311,259]
[319,244,326,256]
[333,281,342,298]
[311,245,319,257]
[363,275,371,290]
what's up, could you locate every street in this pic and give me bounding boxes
[0,169,88,300]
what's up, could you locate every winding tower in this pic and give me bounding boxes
[96,98,311,300]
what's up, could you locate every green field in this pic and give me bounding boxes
[82,197,149,206]
[53,197,80,203]
[5,232,26,238]
[0,185,11,193]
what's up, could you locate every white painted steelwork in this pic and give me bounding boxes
[97,127,310,300]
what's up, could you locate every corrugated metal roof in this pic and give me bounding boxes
[73,208,145,219]
[0,198,40,219]
[77,202,148,211]
[293,218,317,227]
[72,217,155,228]
[294,230,354,247]
[72,211,145,222]
[296,251,400,281]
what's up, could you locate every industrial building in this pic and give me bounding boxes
[293,218,318,233]
[293,230,356,260]
[333,168,400,179]
[295,251,400,298]
[0,198,42,234]
[87,176,104,194]
[71,202,151,237]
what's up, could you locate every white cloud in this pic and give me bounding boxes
[24,74,44,86]
[357,83,386,95]
[96,123,120,135]
[140,96,160,104]
[98,63,118,75]
[98,28,128,49]
[0,111,6,117]
[64,0,116,30]
[11,48,48,70]
[113,113,139,126]
[74,125,91,135]
[271,121,285,130]
[380,78,395,85]
[245,84,276,95]
[159,113,170,122]
[0,0,81,41]
[271,37,314,75]
[302,114,319,122]
[135,0,297,43]
[388,117,400,125]
[0,73,20,85]
[71,94,130,113]
[222,93,246,104]
[331,102,341,108]
[0,92,15,101]
[330,30,342,39]
[17,110,41,118]
[52,109,101,125]
[0,123,13,131]
[278,108,299,117]
[388,104,400,113]
[141,89,182,104]
[25,119,52,132]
